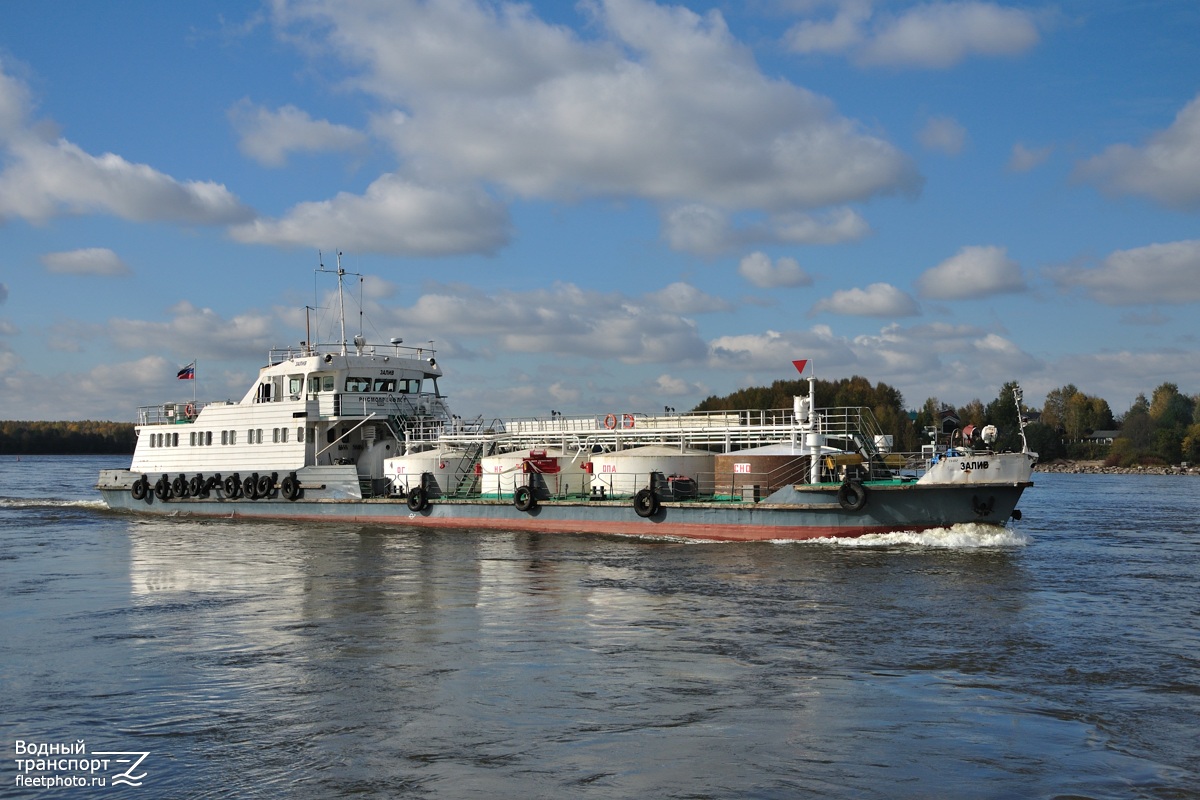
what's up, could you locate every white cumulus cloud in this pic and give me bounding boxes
[272,0,919,256]
[738,252,814,289]
[396,281,711,365]
[786,1,1040,69]
[0,59,251,226]
[663,204,870,256]
[1050,239,1200,305]
[1008,142,1052,172]
[229,100,368,167]
[917,245,1026,299]
[40,248,130,276]
[230,173,511,256]
[918,115,968,155]
[1075,92,1200,210]
[648,282,731,314]
[813,283,920,317]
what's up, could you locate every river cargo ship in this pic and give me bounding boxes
[97,265,1036,541]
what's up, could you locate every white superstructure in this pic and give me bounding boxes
[129,263,454,491]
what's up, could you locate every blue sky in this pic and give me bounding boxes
[1,0,1198,423]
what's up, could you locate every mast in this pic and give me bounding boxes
[316,251,359,356]
[336,252,347,355]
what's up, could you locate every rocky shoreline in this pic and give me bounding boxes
[1035,460,1197,475]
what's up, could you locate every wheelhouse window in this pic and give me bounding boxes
[373,378,396,393]
[344,376,372,392]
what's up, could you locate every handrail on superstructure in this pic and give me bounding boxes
[315,413,379,460]
[435,404,895,458]
[267,339,438,367]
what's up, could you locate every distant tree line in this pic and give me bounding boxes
[693,377,1199,466]
[694,375,923,451]
[0,421,136,455]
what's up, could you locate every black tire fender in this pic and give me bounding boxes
[514,485,537,512]
[837,480,868,512]
[281,473,301,501]
[634,488,660,518]
[407,486,428,512]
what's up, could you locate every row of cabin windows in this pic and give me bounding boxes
[301,376,422,394]
[256,375,424,401]
[149,428,310,447]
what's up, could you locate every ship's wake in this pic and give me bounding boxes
[0,497,109,511]
[792,522,1031,548]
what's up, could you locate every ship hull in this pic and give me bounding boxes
[98,470,1030,542]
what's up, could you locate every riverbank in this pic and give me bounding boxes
[1036,459,1197,475]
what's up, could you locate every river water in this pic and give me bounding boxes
[1,455,1197,798]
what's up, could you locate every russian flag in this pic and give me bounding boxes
[176,362,195,380]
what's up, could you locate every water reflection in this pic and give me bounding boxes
[9,494,1180,800]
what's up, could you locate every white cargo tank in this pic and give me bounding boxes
[479,448,590,499]
[384,446,477,498]
[586,445,715,499]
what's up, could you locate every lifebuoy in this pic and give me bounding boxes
[837,480,868,512]
[623,413,635,429]
[634,488,660,518]
[407,486,428,512]
[604,414,618,430]
[514,485,537,512]
[184,403,196,419]
[131,477,148,501]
